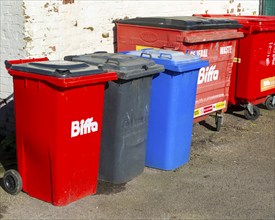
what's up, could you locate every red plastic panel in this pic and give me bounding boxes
[194,14,275,33]
[194,15,275,105]
[235,32,275,102]
[116,23,242,120]
[8,62,117,206]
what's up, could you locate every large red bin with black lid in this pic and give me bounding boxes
[116,16,244,131]
[4,58,117,206]
[194,14,275,120]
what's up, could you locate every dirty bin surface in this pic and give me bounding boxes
[65,53,164,183]
[116,16,244,129]
[122,49,209,170]
[6,59,117,206]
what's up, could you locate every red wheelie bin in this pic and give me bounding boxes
[194,14,275,120]
[4,58,117,206]
[116,16,244,131]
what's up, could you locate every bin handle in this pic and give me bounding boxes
[158,53,172,60]
[5,60,12,69]
[5,58,49,70]
[142,65,149,70]
[54,69,72,77]
[98,64,104,69]
[105,58,120,65]
[140,52,152,59]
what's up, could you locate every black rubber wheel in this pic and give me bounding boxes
[3,169,22,195]
[265,96,275,110]
[244,106,260,120]
[215,116,222,132]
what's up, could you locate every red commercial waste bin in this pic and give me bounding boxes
[116,16,244,131]
[4,58,117,206]
[194,14,275,120]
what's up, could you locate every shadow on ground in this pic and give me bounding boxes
[198,119,217,131]
[0,133,17,194]
[0,95,17,189]
[257,103,270,110]
[96,181,127,195]
[0,136,17,172]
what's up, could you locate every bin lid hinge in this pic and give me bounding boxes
[176,35,185,42]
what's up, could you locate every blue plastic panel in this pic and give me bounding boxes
[123,49,209,170]
[122,49,208,72]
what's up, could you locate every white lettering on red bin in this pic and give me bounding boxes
[197,65,219,85]
[71,118,98,138]
[189,49,208,58]
[220,46,232,55]
[266,42,275,66]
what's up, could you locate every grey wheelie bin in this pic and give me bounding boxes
[64,52,164,184]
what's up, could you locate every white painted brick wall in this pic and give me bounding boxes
[0,0,259,137]
[22,0,259,60]
[0,0,25,99]
[0,0,25,137]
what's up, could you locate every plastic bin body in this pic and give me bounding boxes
[122,49,209,170]
[100,76,151,181]
[116,16,244,122]
[64,53,164,183]
[6,59,117,206]
[194,15,275,106]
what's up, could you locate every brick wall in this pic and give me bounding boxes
[0,0,26,98]
[0,0,25,137]
[0,0,259,137]
[22,0,259,60]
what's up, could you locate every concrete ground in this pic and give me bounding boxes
[0,106,274,219]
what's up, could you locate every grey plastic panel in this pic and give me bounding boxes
[10,60,106,78]
[64,53,164,80]
[117,16,242,30]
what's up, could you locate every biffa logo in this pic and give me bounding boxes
[71,117,98,138]
[197,65,219,85]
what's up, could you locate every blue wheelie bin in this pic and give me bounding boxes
[122,49,208,170]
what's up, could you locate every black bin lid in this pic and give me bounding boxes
[10,60,106,77]
[117,16,242,30]
[64,52,164,80]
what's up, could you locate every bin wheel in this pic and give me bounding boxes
[3,169,22,195]
[244,105,260,121]
[265,96,275,110]
[215,115,223,132]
